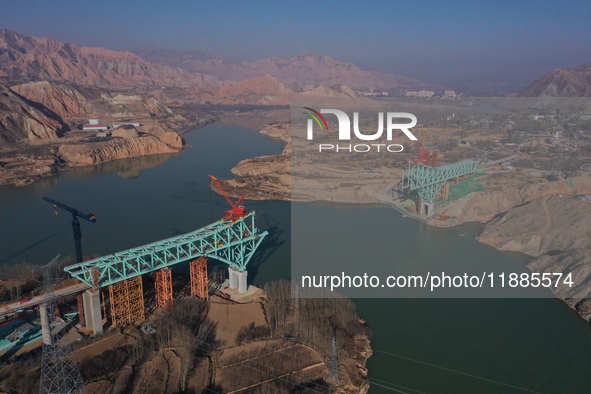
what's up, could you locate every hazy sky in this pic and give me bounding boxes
[1,0,590,91]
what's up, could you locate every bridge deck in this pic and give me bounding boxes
[402,160,479,202]
[64,212,267,288]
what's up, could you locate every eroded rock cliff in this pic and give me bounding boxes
[58,134,182,167]
[0,82,63,146]
[477,195,591,256]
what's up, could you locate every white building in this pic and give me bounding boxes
[83,123,109,131]
[406,90,435,97]
[112,122,141,128]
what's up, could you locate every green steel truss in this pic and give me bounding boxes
[402,160,479,202]
[64,212,267,288]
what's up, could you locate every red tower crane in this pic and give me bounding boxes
[413,130,438,167]
[208,174,246,221]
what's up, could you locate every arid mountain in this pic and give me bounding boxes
[0,82,63,147]
[198,74,356,105]
[11,81,179,124]
[132,48,427,90]
[201,75,293,105]
[130,47,232,70]
[0,28,430,108]
[520,63,591,97]
[12,81,87,118]
[0,29,220,89]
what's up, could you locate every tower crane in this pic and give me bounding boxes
[42,197,96,263]
[413,129,438,167]
[208,175,246,221]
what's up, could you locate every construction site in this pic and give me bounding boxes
[0,175,370,393]
[393,129,480,217]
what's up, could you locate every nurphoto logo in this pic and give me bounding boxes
[303,107,418,153]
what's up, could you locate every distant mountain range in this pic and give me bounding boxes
[2,27,591,105]
[520,63,591,97]
[130,48,426,91]
[0,29,220,89]
[0,28,429,94]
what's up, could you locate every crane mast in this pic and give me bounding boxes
[42,197,96,263]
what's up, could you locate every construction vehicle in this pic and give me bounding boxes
[208,175,246,221]
[42,197,96,263]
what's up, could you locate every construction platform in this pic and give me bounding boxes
[214,282,264,303]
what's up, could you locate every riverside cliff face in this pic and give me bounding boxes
[477,194,591,320]
[223,123,291,200]
[477,195,591,256]
[528,249,591,320]
[57,133,182,167]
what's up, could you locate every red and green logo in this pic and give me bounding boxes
[303,107,329,131]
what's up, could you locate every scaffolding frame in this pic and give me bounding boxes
[155,268,173,308]
[437,182,450,201]
[190,257,208,299]
[108,276,145,327]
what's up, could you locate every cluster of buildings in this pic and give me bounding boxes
[388,88,456,98]
[360,88,457,98]
[82,119,141,132]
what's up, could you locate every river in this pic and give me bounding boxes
[1,123,590,393]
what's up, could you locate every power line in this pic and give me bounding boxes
[373,348,542,394]
[160,307,330,394]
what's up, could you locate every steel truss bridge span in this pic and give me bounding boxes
[402,160,479,202]
[64,212,267,288]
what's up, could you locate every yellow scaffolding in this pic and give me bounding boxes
[190,257,209,299]
[108,276,145,327]
[155,268,173,308]
[437,181,450,201]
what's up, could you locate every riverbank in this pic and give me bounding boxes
[0,280,372,394]
[218,121,591,323]
[3,121,591,392]
[0,118,213,187]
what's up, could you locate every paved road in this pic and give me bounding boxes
[0,283,90,317]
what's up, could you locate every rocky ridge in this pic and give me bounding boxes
[131,48,429,90]
[477,194,591,256]
[57,124,183,167]
[0,82,63,147]
[0,29,221,89]
[477,194,591,320]
[520,63,591,97]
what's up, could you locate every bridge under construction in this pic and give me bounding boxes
[63,211,267,334]
[401,160,479,216]
[0,176,268,341]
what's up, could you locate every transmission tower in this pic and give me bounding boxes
[328,335,338,383]
[39,255,85,394]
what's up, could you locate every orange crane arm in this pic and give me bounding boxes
[208,174,236,209]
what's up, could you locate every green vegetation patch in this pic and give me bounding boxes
[565,179,575,189]
[447,171,486,201]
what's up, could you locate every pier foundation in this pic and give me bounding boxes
[228,267,248,294]
[82,289,103,335]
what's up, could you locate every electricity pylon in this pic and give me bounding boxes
[39,255,85,394]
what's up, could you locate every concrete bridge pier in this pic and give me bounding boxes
[420,201,434,217]
[39,303,53,346]
[228,267,248,294]
[82,289,103,335]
